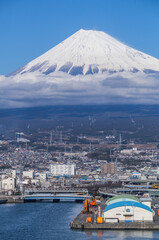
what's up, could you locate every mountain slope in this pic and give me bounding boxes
[8,29,159,77]
[2,29,159,108]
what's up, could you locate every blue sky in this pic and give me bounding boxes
[0,0,159,75]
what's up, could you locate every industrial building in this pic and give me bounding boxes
[1,177,16,191]
[50,164,75,176]
[102,162,115,174]
[23,170,34,179]
[104,195,153,223]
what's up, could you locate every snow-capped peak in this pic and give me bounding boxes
[8,29,159,77]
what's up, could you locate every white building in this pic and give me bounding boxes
[50,164,75,176]
[132,172,141,179]
[104,195,153,223]
[37,173,47,180]
[120,149,133,155]
[23,170,34,179]
[1,177,16,191]
[16,132,30,143]
[140,197,152,208]
[31,179,40,185]
[11,170,16,178]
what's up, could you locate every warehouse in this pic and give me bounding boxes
[104,195,153,223]
[106,195,141,205]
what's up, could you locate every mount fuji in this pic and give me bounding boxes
[8,29,159,77]
[1,29,159,108]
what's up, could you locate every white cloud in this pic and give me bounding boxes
[1,71,159,108]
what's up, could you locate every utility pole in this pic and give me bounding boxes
[114,157,118,181]
[19,162,23,194]
[50,131,53,145]
[110,149,112,161]
[70,146,73,154]
[152,150,154,161]
[89,143,92,153]
[61,177,64,187]
[47,144,49,153]
[59,152,61,159]
[60,131,62,144]
[119,134,122,146]
[64,143,66,153]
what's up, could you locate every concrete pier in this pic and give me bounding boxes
[70,220,159,230]
[70,211,159,230]
[0,196,24,203]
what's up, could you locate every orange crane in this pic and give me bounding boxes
[83,197,97,213]
[90,197,97,207]
[83,199,91,213]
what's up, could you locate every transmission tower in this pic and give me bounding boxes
[19,163,23,194]
[60,131,62,144]
[50,131,53,145]
[119,134,122,146]
[89,143,92,153]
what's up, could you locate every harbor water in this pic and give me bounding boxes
[0,202,159,240]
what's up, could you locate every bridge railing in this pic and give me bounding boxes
[25,188,88,195]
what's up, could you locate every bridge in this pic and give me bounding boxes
[24,193,91,202]
[99,190,116,198]
[25,188,88,195]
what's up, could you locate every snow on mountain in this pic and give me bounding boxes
[8,29,159,77]
[2,29,159,108]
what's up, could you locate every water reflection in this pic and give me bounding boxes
[0,203,158,240]
[83,230,154,239]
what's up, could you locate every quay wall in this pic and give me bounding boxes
[0,196,24,203]
[70,221,159,230]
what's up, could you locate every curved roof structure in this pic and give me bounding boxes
[106,195,140,205]
[104,201,152,213]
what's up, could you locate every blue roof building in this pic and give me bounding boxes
[104,195,153,223]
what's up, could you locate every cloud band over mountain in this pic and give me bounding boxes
[1,29,159,108]
[1,71,159,108]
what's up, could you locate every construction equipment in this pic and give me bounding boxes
[83,197,97,214]
[86,217,92,223]
[83,199,91,213]
[90,197,97,207]
[97,217,103,224]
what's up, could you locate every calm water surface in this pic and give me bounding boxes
[0,203,159,240]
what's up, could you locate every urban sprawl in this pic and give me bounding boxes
[0,125,159,198]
